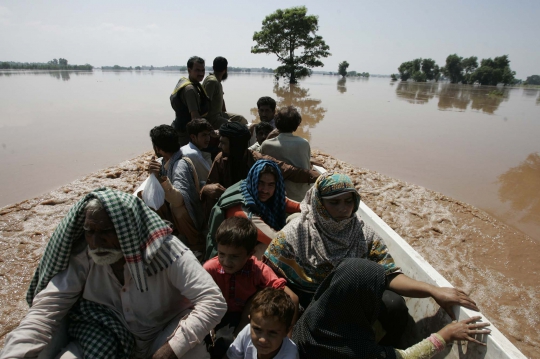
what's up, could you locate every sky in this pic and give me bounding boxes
[1,0,539,78]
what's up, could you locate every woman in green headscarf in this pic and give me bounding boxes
[264,172,480,346]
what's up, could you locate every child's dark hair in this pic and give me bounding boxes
[275,106,302,133]
[255,121,274,136]
[250,288,295,329]
[215,217,258,253]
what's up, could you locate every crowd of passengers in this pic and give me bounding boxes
[1,56,490,359]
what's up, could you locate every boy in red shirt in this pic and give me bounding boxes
[204,217,298,358]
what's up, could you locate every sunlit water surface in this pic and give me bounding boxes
[0,70,539,240]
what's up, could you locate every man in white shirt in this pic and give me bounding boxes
[0,188,226,359]
[260,106,311,202]
[182,119,214,185]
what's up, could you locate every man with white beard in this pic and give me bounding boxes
[0,188,226,359]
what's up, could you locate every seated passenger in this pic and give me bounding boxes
[293,258,490,359]
[249,96,277,146]
[182,119,213,186]
[206,159,301,260]
[203,56,248,128]
[0,188,226,359]
[261,106,311,202]
[227,288,299,359]
[265,172,480,346]
[256,96,277,128]
[248,121,274,152]
[148,125,206,254]
[201,122,319,223]
[203,218,298,358]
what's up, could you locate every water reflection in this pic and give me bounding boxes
[273,83,326,141]
[522,88,539,97]
[497,152,540,224]
[395,81,511,114]
[395,82,437,105]
[48,71,71,81]
[337,78,347,94]
[0,70,92,81]
[250,83,326,141]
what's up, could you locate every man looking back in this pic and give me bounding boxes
[203,56,247,129]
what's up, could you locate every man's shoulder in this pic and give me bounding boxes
[181,144,198,156]
[203,74,218,85]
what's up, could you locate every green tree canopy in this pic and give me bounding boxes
[398,58,438,82]
[338,61,349,77]
[525,75,540,85]
[251,6,331,84]
[470,55,515,85]
[441,54,463,83]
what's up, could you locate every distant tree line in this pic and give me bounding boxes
[0,59,93,70]
[101,65,274,73]
[394,54,518,86]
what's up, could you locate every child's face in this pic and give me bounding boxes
[250,312,289,359]
[217,243,252,274]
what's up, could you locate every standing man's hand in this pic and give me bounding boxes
[152,342,177,359]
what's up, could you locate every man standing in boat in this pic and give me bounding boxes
[202,56,248,129]
[170,56,210,146]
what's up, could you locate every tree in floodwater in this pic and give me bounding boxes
[398,58,439,82]
[441,54,464,83]
[338,61,349,77]
[524,75,540,85]
[251,6,331,84]
[470,55,515,86]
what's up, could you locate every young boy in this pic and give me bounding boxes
[248,121,275,152]
[203,217,298,357]
[182,118,213,185]
[226,288,298,359]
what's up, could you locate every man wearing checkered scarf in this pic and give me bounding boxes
[1,188,226,359]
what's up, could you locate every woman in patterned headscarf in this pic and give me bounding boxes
[205,159,301,260]
[265,172,480,346]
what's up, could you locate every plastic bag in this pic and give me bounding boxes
[142,174,165,210]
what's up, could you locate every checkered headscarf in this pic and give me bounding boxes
[27,187,185,305]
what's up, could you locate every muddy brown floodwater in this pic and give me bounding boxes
[0,151,538,357]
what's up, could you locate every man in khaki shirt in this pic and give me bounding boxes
[170,56,210,145]
[203,56,247,129]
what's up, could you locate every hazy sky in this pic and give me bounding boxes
[1,0,539,78]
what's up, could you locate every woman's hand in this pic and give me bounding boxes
[431,287,479,320]
[437,316,491,346]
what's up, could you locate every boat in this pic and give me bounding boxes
[133,163,527,359]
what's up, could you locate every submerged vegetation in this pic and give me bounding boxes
[0,59,93,71]
[397,54,517,86]
[488,90,505,97]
